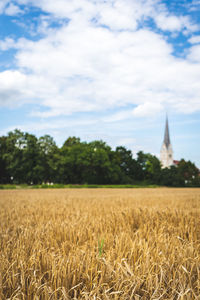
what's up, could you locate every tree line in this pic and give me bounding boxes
[0,129,199,187]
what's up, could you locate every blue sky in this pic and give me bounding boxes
[0,0,200,167]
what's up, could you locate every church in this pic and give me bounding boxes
[160,117,174,168]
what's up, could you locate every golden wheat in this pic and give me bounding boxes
[0,188,200,299]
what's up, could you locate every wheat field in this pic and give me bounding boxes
[0,188,200,299]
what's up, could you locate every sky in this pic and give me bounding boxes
[0,0,200,167]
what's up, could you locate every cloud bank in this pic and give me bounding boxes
[0,0,200,119]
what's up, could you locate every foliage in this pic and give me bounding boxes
[0,129,199,186]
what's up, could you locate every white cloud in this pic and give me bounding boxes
[189,35,200,44]
[0,0,9,14]
[102,110,132,123]
[154,14,199,33]
[5,3,23,15]
[155,15,183,31]
[132,102,163,117]
[97,1,139,31]
[0,38,15,51]
[188,0,200,12]
[15,0,198,33]
[0,0,23,16]
[187,44,200,62]
[0,70,27,106]
[0,0,200,118]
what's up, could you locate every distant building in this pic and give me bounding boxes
[173,160,180,166]
[160,116,174,168]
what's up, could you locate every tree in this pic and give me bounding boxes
[160,166,185,187]
[3,130,41,184]
[1,129,199,186]
[3,129,26,183]
[59,139,122,184]
[86,141,115,184]
[177,159,200,187]
[115,146,141,183]
[63,137,81,147]
[38,135,58,183]
[0,136,10,183]
[22,133,41,184]
[145,155,162,183]
[136,151,161,183]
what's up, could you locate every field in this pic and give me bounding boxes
[0,188,200,299]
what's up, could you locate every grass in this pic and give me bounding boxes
[98,239,105,257]
[0,183,159,189]
[0,188,200,299]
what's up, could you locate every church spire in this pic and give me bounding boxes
[164,116,170,148]
[160,115,173,168]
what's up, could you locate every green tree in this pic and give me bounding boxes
[136,151,161,183]
[0,136,10,183]
[86,141,116,184]
[1,130,199,187]
[3,130,41,184]
[115,146,141,183]
[177,159,200,187]
[38,135,59,183]
[60,139,122,184]
[3,129,26,183]
[63,136,81,147]
[22,133,41,184]
[60,138,86,183]
[160,166,185,187]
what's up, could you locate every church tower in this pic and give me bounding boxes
[160,116,173,168]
